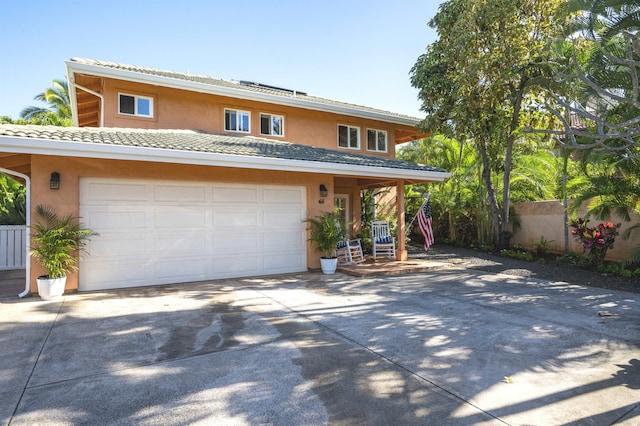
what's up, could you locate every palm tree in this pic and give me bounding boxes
[0,174,26,225]
[20,79,72,125]
[567,150,640,220]
[399,135,480,244]
[561,0,640,255]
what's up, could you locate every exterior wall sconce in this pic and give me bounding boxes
[319,184,328,204]
[50,172,60,190]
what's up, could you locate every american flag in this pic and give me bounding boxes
[417,198,434,251]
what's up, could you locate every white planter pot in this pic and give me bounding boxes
[37,276,66,300]
[320,257,338,274]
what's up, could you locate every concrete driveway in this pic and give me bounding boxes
[1,269,639,425]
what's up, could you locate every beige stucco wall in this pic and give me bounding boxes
[98,77,413,160]
[511,200,639,262]
[28,154,341,292]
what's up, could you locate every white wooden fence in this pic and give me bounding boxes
[0,225,26,270]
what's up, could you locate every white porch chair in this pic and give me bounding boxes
[335,238,365,265]
[371,220,396,260]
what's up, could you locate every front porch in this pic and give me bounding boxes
[336,244,454,277]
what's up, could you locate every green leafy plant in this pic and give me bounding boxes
[569,218,620,266]
[0,174,26,225]
[597,262,640,279]
[302,209,344,259]
[500,248,534,261]
[534,235,555,256]
[30,205,98,278]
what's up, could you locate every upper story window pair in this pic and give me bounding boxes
[119,93,153,117]
[225,109,284,137]
[338,124,387,152]
[116,95,385,152]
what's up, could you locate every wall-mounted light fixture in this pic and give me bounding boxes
[50,172,60,190]
[319,184,328,204]
[319,184,328,197]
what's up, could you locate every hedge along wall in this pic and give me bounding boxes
[510,201,639,262]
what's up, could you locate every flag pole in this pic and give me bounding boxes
[406,193,430,235]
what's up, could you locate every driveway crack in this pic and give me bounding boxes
[9,298,67,425]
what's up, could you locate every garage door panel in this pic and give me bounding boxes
[264,208,304,227]
[154,258,209,281]
[155,208,208,228]
[155,233,209,254]
[80,179,307,291]
[81,260,151,290]
[264,231,304,250]
[213,210,258,227]
[155,184,207,203]
[89,235,148,258]
[212,233,259,253]
[212,255,260,276]
[213,187,258,203]
[263,187,304,204]
[86,209,149,231]
[82,180,149,203]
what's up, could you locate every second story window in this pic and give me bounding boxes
[119,93,153,118]
[338,124,360,149]
[225,109,250,133]
[367,129,388,152]
[260,113,284,136]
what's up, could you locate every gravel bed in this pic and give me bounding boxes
[408,244,640,295]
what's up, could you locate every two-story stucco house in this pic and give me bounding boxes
[0,58,449,294]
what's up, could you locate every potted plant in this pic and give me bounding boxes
[302,208,344,274]
[30,204,98,300]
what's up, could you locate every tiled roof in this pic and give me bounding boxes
[0,125,445,173]
[68,58,421,124]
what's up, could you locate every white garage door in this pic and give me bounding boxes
[79,178,307,291]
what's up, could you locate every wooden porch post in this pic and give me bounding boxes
[396,179,408,261]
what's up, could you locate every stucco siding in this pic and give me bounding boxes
[28,154,335,292]
[511,201,639,262]
[100,77,408,159]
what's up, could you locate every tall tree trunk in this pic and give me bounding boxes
[499,87,525,249]
[478,140,502,246]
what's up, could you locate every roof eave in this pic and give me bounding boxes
[0,135,450,182]
[64,60,421,127]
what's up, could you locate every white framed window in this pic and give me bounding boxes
[260,113,284,136]
[366,129,388,152]
[118,93,153,117]
[224,108,251,133]
[338,124,360,149]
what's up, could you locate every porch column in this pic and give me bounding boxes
[396,179,408,261]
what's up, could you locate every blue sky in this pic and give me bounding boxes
[0,1,443,120]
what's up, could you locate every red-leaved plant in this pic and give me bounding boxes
[569,218,621,266]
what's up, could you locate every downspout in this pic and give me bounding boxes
[70,82,104,127]
[0,168,31,298]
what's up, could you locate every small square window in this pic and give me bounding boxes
[118,93,153,117]
[260,113,284,136]
[137,98,150,116]
[338,124,360,149]
[367,129,387,152]
[225,109,251,133]
[119,95,135,115]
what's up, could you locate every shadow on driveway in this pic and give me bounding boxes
[1,269,639,425]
